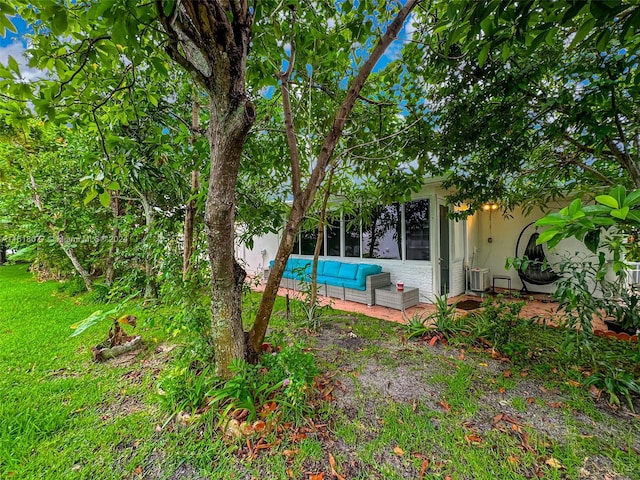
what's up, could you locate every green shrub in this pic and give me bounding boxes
[469,295,529,359]
[584,360,640,412]
[159,343,319,425]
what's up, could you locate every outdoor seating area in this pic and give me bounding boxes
[268,258,393,306]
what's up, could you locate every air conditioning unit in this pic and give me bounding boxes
[470,268,490,292]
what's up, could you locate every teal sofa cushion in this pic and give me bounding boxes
[316,260,325,276]
[341,279,366,291]
[323,260,341,277]
[338,263,359,280]
[356,264,382,284]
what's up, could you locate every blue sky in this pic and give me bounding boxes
[1,15,29,47]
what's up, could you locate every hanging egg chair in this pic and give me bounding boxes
[515,222,560,293]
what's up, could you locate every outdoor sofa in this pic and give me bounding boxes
[267,258,391,306]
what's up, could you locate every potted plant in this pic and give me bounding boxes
[603,285,640,336]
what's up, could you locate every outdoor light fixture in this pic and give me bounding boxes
[482,202,499,211]
[482,202,499,243]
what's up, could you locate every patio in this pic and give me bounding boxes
[259,284,637,341]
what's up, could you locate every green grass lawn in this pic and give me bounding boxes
[0,264,173,479]
[2,264,640,479]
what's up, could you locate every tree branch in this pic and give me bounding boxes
[301,0,421,210]
[55,36,111,99]
[278,8,302,198]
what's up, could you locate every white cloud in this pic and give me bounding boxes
[0,41,45,81]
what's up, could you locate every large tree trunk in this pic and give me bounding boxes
[205,98,255,376]
[156,0,255,378]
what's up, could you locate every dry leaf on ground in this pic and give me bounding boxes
[328,453,345,480]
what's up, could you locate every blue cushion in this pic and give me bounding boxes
[338,263,359,280]
[316,261,325,276]
[323,260,342,277]
[342,279,366,291]
[356,264,382,284]
[269,260,275,269]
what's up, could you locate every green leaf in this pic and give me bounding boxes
[70,308,117,337]
[611,206,629,220]
[107,181,120,191]
[582,205,613,215]
[536,229,558,245]
[84,189,98,205]
[568,198,581,216]
[7,55,20,76]
[570,17,596,48]
[478,43,491,67]
[51,8,68,36]
[535,214,568,226]
[584,230,600,254]
[625,210,640,223]
[623,189,640,207]
[595,195,618,209]
[609,185,626,208]
[99,191,111,208]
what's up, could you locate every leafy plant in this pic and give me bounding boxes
[584,362,640,412]
[470,295,529,359]
[187,343,321,426]
[536,186,640,274]
[158,362,217,414]
[602,283,640,334]
[405,311,431,339]
[291,266,327,331]
[69,293,138,337]
[431,291,461,338]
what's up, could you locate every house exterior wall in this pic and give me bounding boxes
[239,189,611,303]
[472,204,594,294]
[237,182,469,301]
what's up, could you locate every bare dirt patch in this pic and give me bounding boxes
[307,319,640,479]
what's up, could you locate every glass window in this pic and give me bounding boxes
[362,204,401,260]
[300,225,323,256]
[405,199,430,260]
[326,217,341,256]
[344,215,361,258]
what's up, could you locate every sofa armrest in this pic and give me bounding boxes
[366,272,391,290]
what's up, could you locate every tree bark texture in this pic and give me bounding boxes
[156,0,256,377]
[205,107,252,374]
